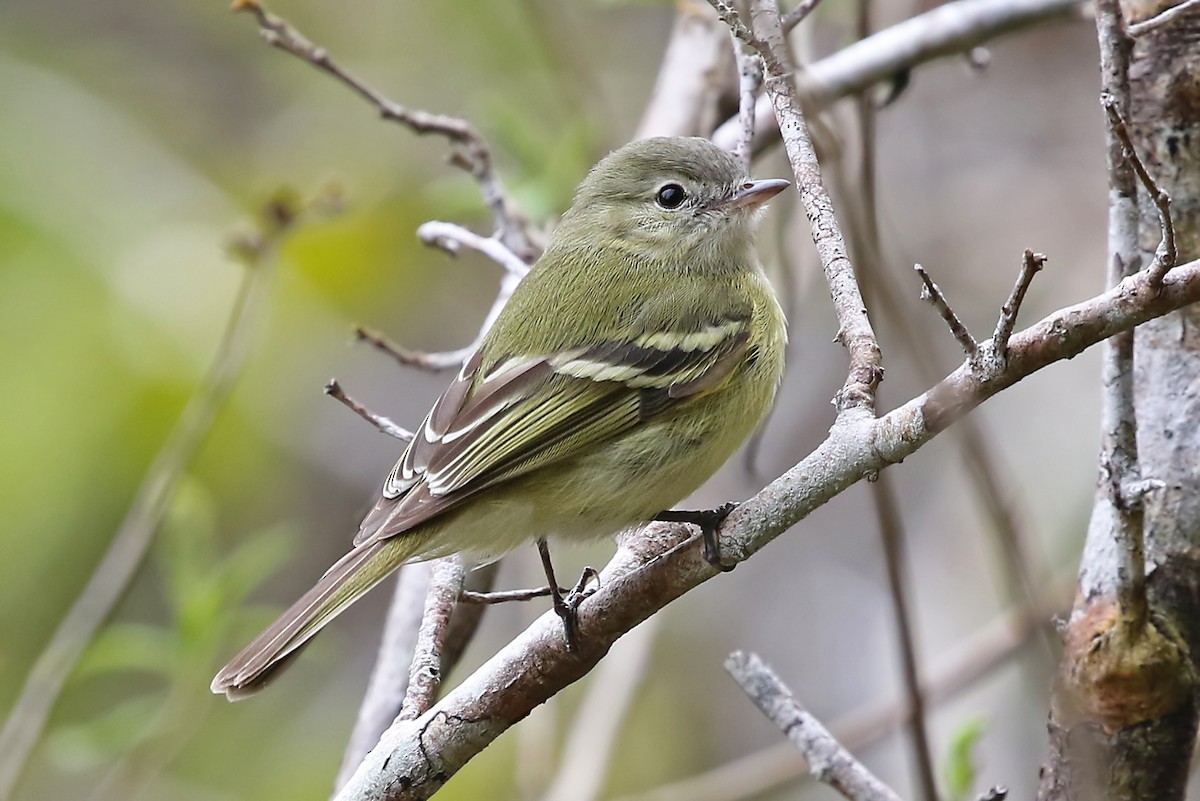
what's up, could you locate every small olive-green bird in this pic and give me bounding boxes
[211,136,788,699]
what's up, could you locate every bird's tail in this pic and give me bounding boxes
[211,536,419,700]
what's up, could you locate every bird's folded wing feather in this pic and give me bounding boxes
[353,315,752,547]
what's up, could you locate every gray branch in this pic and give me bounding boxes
[724,652,903,801]
[333,256,1200,801]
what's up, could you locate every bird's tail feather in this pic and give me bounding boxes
[211,536,418,700]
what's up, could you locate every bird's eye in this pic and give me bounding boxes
[655,183,687,209]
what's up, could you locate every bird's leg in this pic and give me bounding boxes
[655,501,739,571]
[536,539,598,652]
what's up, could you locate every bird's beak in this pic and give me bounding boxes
[719,178,790,210]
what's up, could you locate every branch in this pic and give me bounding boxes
[914,263,978,357]
[335,565,432,793]
[0,192,308,801]
[398,558,466,721]
[325,379,414,441]
[612,575,1067,801]
[333,256,1200,801]
[1077,3,1148,627]
[711,0,1083,152]
[1101,95,1176,288]
[730,32,764,171]
[725,652,903,801]
[871,476,937,801]
[988,249,1046,364]
[231,0,538,261]
[738,0,883,413]
[635,0,737,140]
[1126,0,1200,36]
[354,222,528,372]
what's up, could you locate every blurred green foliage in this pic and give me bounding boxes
[0,1,671,798]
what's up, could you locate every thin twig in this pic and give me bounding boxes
[354,222,528,372]
[461,586,558,604]
[725,652,904,801]
[0,192,308,801]
[354,326,471,372]
[870,475,939,801]
[732,0,883,414]
[781,0,825,32]
[1126,0,1200,36]
[1101,95,1176,288]
[231,0,537,261]
[914,264,978,357]
[324,379,413,441]
[398,558,466,721]
[990,249,1046,359]
[417,221,531,279]
[334,565,432,794]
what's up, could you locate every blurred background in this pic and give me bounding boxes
[0,1,1121,799]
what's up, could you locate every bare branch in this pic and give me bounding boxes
[730,33,764,171]
[725,652,903,801]
[612,577,1067,801]
[353,222,527,372]
[914,263,978,357]
[397,558,465,721]
[706,0,757,45]
[416,221,531,280]
[736,0,883,414]
[231,0,538,261]
[354,326,472,373]
[0,191,309,801]
[396,558,465,721]
[990,249,1046,359]
[1126,0,1200,36]
[711,0,1083,152]
[1101,95,1177,288]
[635,0,737,140]
[871,475,938,801]
[334,256,1200,801]
[781,0,825,32]
[335,565,432,793]
[324,379,413,442]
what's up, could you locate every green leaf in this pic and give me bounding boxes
[943,718,986,801]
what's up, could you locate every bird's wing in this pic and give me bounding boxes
[352,314,753,547]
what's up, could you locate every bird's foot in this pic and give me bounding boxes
[655,501,740,571]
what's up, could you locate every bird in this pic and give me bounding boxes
[211,136,788,699]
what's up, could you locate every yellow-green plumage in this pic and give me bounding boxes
[211,136,787,699]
